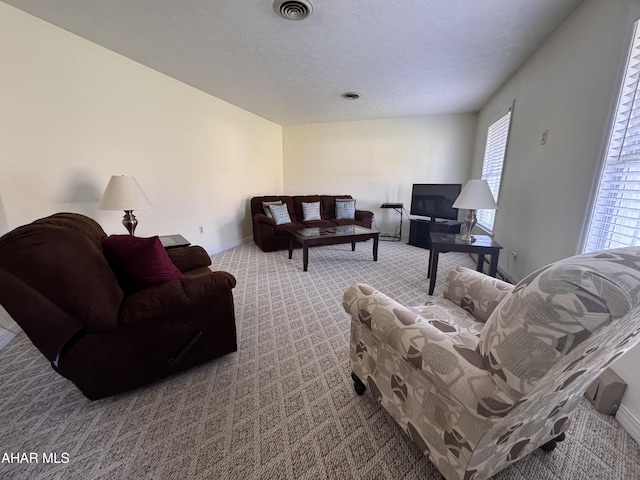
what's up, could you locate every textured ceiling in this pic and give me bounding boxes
[3,0,585,125]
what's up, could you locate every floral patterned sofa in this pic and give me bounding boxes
[343,247,640,480]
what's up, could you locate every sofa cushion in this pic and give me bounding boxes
[321,195,352,219]
[269,203,293,225]
[334,218,362,226]
[274,222,306,235]
[262,200,282,218]
[293,195,321,221]
[302,201,322,221]
[103,235,184,291]
[302,219,337,228]
[336,198,356,219]
[408,298,485,350]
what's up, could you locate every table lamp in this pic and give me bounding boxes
[452,179,498,243]
[98,175,152,235]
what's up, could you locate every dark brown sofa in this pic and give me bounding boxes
[251,195,374,252]
[0,213,237,400]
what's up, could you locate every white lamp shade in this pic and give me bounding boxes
[98,175,152,211]
[452,179,498,210]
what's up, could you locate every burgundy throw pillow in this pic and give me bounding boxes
[102,235,183,291]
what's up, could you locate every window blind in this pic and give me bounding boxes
[584,21,640,252]
[477,110,511,232]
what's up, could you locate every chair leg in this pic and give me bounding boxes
[351,372,366,395]
[540,432,567,452]
[540,439,557,452]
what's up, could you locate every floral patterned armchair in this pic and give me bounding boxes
[343,247,640,480]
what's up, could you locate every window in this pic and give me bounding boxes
[477,109,512,232]
[584,21,640,252]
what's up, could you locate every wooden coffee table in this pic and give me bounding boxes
[288,225,379,271]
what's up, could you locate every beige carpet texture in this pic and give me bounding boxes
[1,240,639,479]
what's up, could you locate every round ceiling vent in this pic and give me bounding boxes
[273,0,313,21]
[341,92,360,100]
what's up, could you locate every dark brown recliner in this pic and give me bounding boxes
[0,213,237,400]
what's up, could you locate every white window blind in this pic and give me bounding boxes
[477,110,512,232]
[584,21,640,253]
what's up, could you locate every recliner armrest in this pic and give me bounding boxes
[355,209,373,224]
[255,213,276,226]
[443,267,514,323]
[166,245,211,272]
[119,270,236,325]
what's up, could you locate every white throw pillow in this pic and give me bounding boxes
[262,200,283,219]
[336,199,356,220]
[269,203,292,225]
[302,201,321,221]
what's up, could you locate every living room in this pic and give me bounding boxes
[2,0,640,478]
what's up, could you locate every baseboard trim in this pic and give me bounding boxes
[616,403,640,444]
[467,253,515,284]
[207,236,252,256]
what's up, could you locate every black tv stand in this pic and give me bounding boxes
[408,218,462,249]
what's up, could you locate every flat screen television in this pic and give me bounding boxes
[410,183,462,221]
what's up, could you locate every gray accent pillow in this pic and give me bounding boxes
[269,203,292,225]
[262,200,283,219]
[336,199,356,220]
[302,201,321,221]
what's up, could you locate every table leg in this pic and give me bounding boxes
[352,241,356,251]
[373,235,379,261]
[428,249,439,295]
[477,254,485,272]
[427,248,433,278]
[303,244,309,272]
[288,237,294,259]
[489,252,499,277]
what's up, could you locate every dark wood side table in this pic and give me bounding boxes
[408,219,462,249]
[159,234,191,249]
[428,233,503,295]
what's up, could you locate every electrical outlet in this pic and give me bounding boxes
[198,226,204,234]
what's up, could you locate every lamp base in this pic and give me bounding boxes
[459,233,476,243]
[461,209,477,243]
[122,210,138,235]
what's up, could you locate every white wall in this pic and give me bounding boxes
[0,3,283,253]
[471,0,639,281]
[282,114,477,236]
[470,0,640,434]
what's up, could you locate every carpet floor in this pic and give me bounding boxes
[1,240,639,479]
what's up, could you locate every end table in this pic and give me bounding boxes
[159,234,191,249]
[428,233,503,295]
